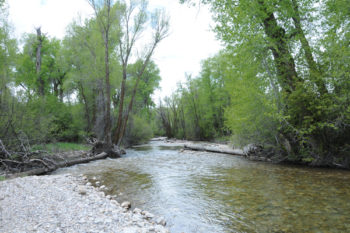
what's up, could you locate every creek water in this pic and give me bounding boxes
[54,141,350,233]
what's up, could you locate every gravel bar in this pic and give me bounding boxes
[0,174,169,233]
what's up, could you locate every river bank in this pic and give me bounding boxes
[52,141,350,232]
[0,174,169,233]
[151,138,349,169]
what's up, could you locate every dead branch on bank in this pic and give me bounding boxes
[184,144,244,156]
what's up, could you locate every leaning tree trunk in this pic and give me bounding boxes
[291,0,328,95]
[103,32,112,146]
[113,67,127,145]
[258,0,302,94]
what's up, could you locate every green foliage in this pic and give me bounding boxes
[223,49,279,147]
[157,53,230,140]
[31,142,90,153]
[0,0,164,155]
[176,0,350,166]
[124,114,154,145]
[0,176,5,181]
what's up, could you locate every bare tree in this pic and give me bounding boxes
[114,2,169,146]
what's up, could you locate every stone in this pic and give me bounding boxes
[133,208,142,214]
[121,201,131,209]
[155,217,166,226]
[111,200,119,206]
[77,186,87,195]
[145,212,155,220]
[141,211,154,219]
[0,174,169,233]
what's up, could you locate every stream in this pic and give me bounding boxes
[54,141,350,233]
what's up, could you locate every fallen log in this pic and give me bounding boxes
[184,144,244,156]
[6,152,108,179]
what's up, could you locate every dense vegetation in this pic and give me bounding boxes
[0,0,168,164]
[1,0,349,169]
[158,0,349,167]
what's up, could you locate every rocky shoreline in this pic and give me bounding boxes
[0,174,169,233]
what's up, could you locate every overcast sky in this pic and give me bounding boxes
[8,0,222,100]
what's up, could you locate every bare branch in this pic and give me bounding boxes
[0,139,11,159]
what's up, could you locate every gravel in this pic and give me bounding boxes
[0,174,169,233]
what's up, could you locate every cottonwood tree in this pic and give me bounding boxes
[113,1,169,146]
[88,0,121,147]
[64,17,114,140]
[180,0,350,165]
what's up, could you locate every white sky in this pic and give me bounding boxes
[7,0,222,100]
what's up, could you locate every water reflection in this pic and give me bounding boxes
[54,142,350,233]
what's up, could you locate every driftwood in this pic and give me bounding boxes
[184,144,244,156]
[7,152,108,179]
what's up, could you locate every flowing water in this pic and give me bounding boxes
[54,141,350,233]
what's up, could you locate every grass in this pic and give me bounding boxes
[31,142,91,153]
[0,176,5,181]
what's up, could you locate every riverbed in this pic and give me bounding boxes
[54,140,350,233]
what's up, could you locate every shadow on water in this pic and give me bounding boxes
[54,143,350,233]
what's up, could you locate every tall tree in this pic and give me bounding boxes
[35,27,44,96]
[113,1,169,146]
[88,0,120,146]
[180,0,350,165]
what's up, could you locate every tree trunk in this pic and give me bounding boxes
[7,152,108,178]
[184,144,244,156]
[290,0,328,95]
[103,33,112,145]
[116,44,157,146]
[92,87,97,130]
[113,66,127,145]
[36,27,44,96]
[258,0,302,94]
[78,81,92,133]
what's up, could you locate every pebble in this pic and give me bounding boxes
[144,212,155,220]
[0,175,169,233]
[133,208,142,214]
[121,201,131,209]
[156,217,167,226]
[77,186,87,195]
